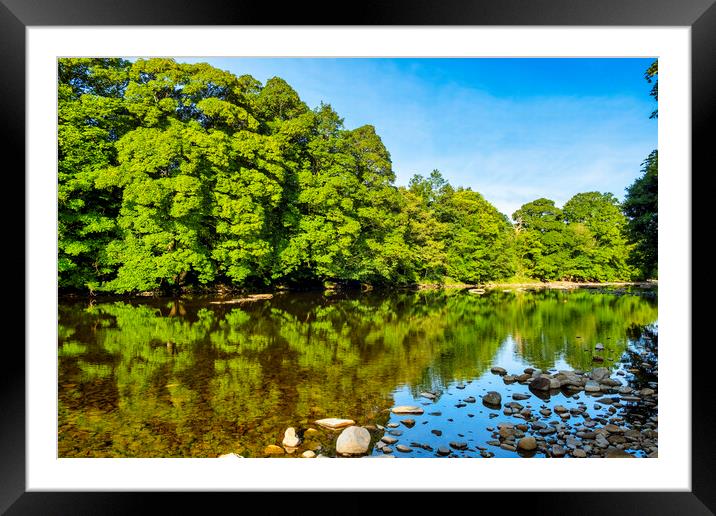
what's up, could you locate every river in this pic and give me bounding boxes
[58,286,658,458]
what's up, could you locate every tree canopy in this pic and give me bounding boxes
[58,57,656,294]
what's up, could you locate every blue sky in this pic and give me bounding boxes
[177,57,657,218]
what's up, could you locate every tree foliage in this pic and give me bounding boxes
[58,57,650,293]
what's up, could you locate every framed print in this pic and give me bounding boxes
[4,0,714,513]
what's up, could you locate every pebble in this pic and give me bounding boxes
[302,450,316,458]
[437,447,451,456]
[401,419,415,428]
[431,429,442,436]
[396,445,413,453]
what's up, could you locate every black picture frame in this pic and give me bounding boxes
[4,0,713,513]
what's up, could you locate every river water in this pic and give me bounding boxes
[58,287,658,458]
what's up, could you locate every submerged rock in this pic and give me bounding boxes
[605,448,635,458]
[491,366,508,375]
[529,377,551,391]
[336,426,371,455]
[517,437,537,451]
[264,445,285,455]
[482,391,502,406]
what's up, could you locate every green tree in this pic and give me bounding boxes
[58,58,132,291]
[562,192,633,281]
[512,198,566,280]
[438,188,516,283]
[623,151,658,278]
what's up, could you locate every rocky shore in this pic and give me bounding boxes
[223,329,658,459]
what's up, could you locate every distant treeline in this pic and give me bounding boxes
[58,58,658,294]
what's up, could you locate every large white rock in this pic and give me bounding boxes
[335,426,371,455]
[282,427,300,448]
[315,418,355,429]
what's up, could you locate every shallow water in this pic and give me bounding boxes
[58,287,658,458]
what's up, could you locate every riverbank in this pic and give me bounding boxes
[58,279,657,300]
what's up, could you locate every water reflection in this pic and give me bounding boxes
[58,288,657,457]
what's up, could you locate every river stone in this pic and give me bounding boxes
[264,445,285,455]
[219,453,244,459]
[382,446,393,454]
[396,445,413,453]
[491,366,508,375]
[437,447,451,456]
[450,441,468,450]
[605,424,623,434]
[420,391,437,400]
[529,377,551,391]
[549,378,561,389]
[392,406,424,414]
[517,437,537,451]
[482,391,502,406]
[302,450,316,458]
[381,435,398,445]
[516,373,532,382]
[503,375,517,383]
[499,427,516,439]
[336,426,371,455]
[464,396,476,403]
[401,419,416,428]
[282,427,300,448]
[572,449,587,458]
[431,429,442,436]
[315,418,355,430]
[304,428,319,437]
[585,380,601,392]
[640,388,655,396]
[605,447,635,458]
[590,367,611,381]
[513,393,531,400]
[551,445,566,457]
